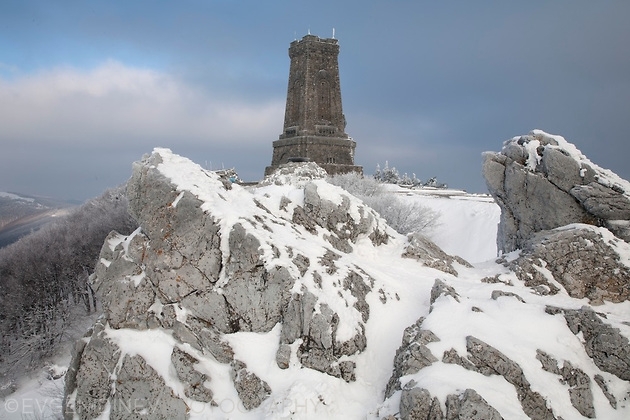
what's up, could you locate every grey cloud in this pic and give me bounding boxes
[2,1,629,199]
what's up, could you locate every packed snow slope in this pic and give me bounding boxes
[60,147,630,420]
[387,186,500,263]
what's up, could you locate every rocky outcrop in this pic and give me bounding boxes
[276,280,368,382]
[483,129,630,253]
[536,350,595,418]
[402,233,471,276]
[293,181,390,252]
[430,279,460,305]
[64,146,630,419]
[464,337,557,420]
[230,360,271,410]
[497,224,630,304]
[382,280,630,420]
[384,317,440,399]
[397,387,443,420]
[557,306,630,382]
[397,387,502,420]
[384,318,505,420]
[64,320,189,419]
[64,150,395,418]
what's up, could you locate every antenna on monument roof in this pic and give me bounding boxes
[332,28,335,39]
[308,27,311,35]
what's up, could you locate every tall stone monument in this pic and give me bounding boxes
[265,34,362,176]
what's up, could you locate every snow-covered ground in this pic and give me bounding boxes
[2,176,629,420]
[389,186,500,263]
[0,186,499,419]
[1,310,100,420]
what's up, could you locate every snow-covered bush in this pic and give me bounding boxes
[362,195,440,235]
[325,171,384,197]
[328,172,440,235]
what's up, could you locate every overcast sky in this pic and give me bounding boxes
[1,1,629,201]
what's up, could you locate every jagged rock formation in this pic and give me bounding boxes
[381,274,630,420]
[379,131,630,420]
[64,144,630,419]
[65,150,460,419]
[494,224,630,304]
[402,233,471,276]
[395,387,502,420]
[483,129,630,253]
[536,350,595,418]
[555,306,630,382]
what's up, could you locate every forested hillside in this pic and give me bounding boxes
[0,186,137,390]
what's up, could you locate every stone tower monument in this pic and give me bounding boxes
[265,34,362,176]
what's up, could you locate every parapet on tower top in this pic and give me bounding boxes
[292,33,338,45]
[265,34,362,176]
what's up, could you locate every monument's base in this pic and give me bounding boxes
[264,163,363,177]
[265,136,362,176]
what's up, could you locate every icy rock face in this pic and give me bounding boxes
[495,224,630,304]
[483,129,630,253]
[396,387,502,420]
[558,306,630,382]
[64,150,397,418]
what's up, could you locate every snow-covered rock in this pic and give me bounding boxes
[61,147,630,420]
[380,276,630,420]
[483,129,630,253]
[495,224,630,304]
[63,150,414,418]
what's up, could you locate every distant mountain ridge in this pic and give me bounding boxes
[0,191,77,247]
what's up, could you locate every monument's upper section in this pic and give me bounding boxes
[280,34,348,140]
[266,34,360,177]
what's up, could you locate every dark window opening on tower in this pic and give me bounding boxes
[317,126,335,135]
[318,80,331,121]
[327,157,336,164]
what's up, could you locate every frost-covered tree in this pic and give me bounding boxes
[380,161,400,184]
[373,161,399,183]
[411,173,422,187]
[373,163,382,183]
[0,185,137,382]
[360,195,440,235]
[327,171,384,197]
[373,162,447,189]
[399,172,412,187]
